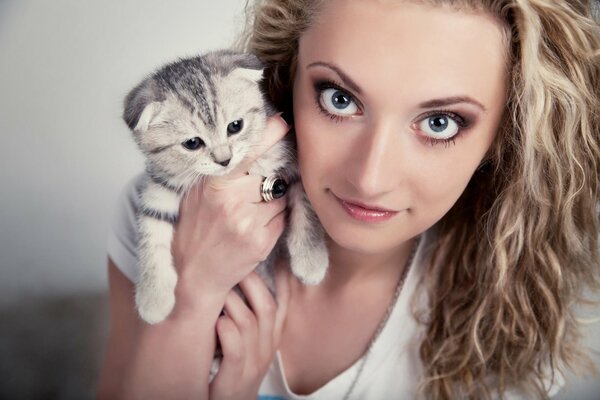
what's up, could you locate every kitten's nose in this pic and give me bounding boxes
[212,145,232,167]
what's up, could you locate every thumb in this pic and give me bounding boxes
[228,114,290,178]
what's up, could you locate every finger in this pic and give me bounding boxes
[259,198,287,226]
[176,182,203,221]
[180,170,262,204]
[205,173,288,206]
[273,258,291,346]
[202,173,261,196]
[202,173,290,208]
[202,172,287,223]
[229,115,290,178]
[223,290,259,360]
[238,272,278,360]
[265,209,286,238]
[214,315,245,383]
[176,178,214,231]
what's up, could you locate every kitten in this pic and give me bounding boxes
[123,50,328,324]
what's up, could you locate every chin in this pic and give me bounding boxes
[322,220,398,255]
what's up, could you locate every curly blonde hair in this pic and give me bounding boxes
[237,0,600,398]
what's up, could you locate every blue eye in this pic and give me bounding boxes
[418,114,460,140]
[319,88,359,116]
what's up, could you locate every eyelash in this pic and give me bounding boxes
[418,110,469,147]
[312,79,470,147]
[313,79,359,123]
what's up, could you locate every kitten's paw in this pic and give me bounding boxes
[136,291,175,324]
[135,270,177,324]
[290,246,328,285]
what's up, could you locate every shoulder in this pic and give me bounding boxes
[119,173,147,210]
[112,172,147,234]
[106,173,147,283]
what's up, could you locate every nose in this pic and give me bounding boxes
[212,144,232,167]
[346,120,399,197]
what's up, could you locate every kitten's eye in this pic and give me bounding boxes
[320,88,359,116]
[227,119,244,135]
[418,114,459,140]
[182,137,205,150]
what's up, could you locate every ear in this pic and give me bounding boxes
[123,77,163,131]
[229,67,264,84]
[134,101,163,132]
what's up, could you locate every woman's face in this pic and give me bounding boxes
[293,0,508,256]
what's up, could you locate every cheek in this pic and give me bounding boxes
[409,141,490,220]
[293,86,348,189]
[415,165,470,210]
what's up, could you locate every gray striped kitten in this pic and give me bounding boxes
[123,50,328,324]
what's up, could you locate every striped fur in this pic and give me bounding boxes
[123,50,329,324]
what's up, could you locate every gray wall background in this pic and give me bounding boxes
[0,0,246,303]
[0,1,246,398]
[0,0,598,399]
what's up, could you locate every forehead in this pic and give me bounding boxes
[298,0,507,108]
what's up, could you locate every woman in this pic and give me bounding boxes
[97,0,600,398]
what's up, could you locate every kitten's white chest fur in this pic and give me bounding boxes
[124,50,329,324]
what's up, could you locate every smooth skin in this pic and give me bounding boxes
[282,0,507,393]
[98,0,508,398]
[97,116,292,400]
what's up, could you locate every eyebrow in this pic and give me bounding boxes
[307,61,486,112]
[307,61,363,94]
[419,97,487,112]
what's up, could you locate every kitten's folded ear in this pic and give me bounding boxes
[134,102,163,132]
[225,52,265,83]
[123,78,163,131]
[230,67,264,83]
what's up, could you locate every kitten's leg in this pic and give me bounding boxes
[249,141,328,284]
[286,184,329,285]
[136,216,178,323]
[135,182,180,324]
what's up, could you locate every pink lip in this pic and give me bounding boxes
[333,194,400,223]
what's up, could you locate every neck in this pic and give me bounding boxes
[314,236,418,294]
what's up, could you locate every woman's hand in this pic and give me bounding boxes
[170,115,290,314]
[209,261,291,400]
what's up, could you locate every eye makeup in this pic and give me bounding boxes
[310,77,475,146]
[412,109,472,147]
[312,79,363,123]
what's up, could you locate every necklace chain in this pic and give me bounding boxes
[342,237,421,400]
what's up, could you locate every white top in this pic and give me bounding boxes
[107,174,563,399]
